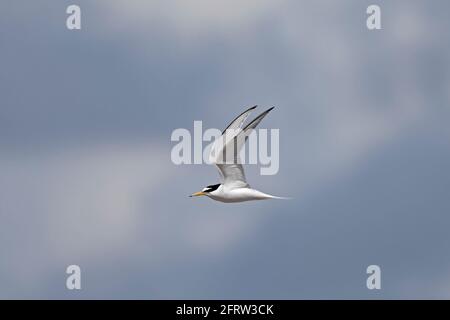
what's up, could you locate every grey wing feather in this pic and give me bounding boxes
[215,163,249,189]
[242,107,275,141]
[211,107,275,189]
[209,106,256,164]
[222,105,257,134]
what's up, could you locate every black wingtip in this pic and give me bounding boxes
[260,106,275,115]
[242,106,275,131]
[222,105,258,134]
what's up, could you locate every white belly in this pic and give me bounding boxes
[209,187,273,203]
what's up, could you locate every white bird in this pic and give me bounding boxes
[190,106,287,203]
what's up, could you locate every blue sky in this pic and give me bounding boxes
[0,0,450,298]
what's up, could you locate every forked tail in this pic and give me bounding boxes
[251,189,292,200]
[268,195,292,200]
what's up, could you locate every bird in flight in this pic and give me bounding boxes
[190,106,287,203]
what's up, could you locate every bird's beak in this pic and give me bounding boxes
[190,191,206,197]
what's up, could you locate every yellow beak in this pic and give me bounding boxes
[190,191,207,197]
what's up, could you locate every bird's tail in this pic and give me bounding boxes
[254,190,292,200]
[268,195,292,200]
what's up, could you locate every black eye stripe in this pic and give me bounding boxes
[204,184,221,192]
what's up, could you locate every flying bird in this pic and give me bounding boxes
[190,106,287,203]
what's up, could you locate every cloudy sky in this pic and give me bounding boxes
[1,0,449,299]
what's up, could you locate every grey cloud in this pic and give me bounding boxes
[1,0,450,298]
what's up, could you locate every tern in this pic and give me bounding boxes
[190,106,287,203]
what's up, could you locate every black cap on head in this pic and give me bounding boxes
[203,184,221,193]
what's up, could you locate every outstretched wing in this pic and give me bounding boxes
[242,107,274,140]
[215,163,248,189]
[210,106,275,189]
[209,105,256,166]
[221,105,256,134]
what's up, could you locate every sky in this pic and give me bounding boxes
[0,0,450,299]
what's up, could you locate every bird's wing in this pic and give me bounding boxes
[242,107,274,140]
[221,105,256,135]
[209,106,256,165]
[210,107,275,189]
[220,107,275,162]
[215,163,249,189]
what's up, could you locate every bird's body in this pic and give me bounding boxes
[206,184,279,203]
[190,106,287,203]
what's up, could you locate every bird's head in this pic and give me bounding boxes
[190,183,221,197]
